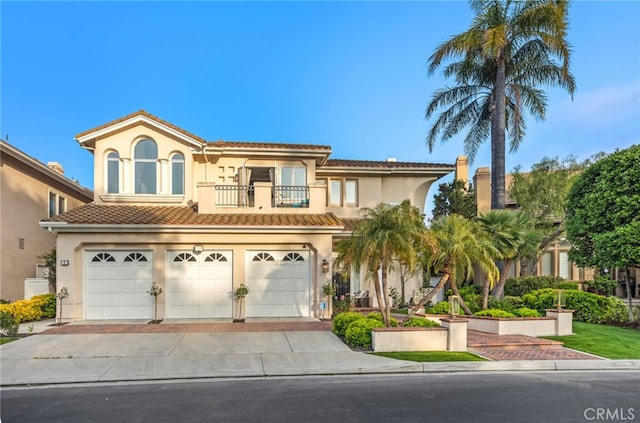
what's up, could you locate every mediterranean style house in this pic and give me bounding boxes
[40,110,455,321]
[1,141,93,301]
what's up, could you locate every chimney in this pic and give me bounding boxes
[47,162,64,175]
[386,157,397,162]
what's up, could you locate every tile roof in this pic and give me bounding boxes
[339,218,360,232]
[206,140,332,152]
[44,204,344,227]
[75,110,208,144]
[324,159,453,169]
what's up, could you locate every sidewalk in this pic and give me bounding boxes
[1,319,639,387]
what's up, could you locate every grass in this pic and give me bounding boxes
[0,337,18,345]
[543,321,640,359]
[370,351,487,362]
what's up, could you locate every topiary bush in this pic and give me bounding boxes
[402,317,440,328]
[332,312,365,337]
[521,288,630,324]
[474,309,516,318]
[344,318,385,348]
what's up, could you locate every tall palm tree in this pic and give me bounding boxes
[426,0,575,210]
[408,214,498,318]
[477,210,536,307]
[334,200,432,326]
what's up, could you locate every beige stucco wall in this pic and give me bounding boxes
[55,230,334,321]
[1,155,91,301]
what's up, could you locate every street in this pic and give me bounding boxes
[2,371,638,423]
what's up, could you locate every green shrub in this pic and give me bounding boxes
[344,318,385,348]
[365,312,398,327]
[487,296,524,313]
[521,288,630,324]
[475,309,516,318]
[425,301,468,315]
[31,294,56,319]
[332,312,364,337]
[514,307,541,317]
[556,282,580,291]
[504,276,566,297]
[402,317,440,328]
[585,275,618,296]
[0,310,19,335]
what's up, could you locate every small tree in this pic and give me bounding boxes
[322,282,336,319]
[234,284,249,322]
[56,286,69,324]
[147,282,163,323]
[432,179,477,220]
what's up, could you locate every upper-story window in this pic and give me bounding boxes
[345,179,358,206]
[325,178,358,207]
[280,166,306,186]
[106,151,120,193]
[330,180,341,206]
[171,153,184,195]
[134,139,157,194]
[48,192,66,217]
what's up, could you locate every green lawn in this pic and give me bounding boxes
[0,337,18,345]
[544,322,640,359]
[370,351,487,362]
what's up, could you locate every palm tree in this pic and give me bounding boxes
[408,214,498,318]
[477,210,537,307]
[426,0,575,210]
[334,200,431,326]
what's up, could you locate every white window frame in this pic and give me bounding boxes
[134,139,158,194]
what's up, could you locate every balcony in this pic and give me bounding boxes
[215,185,254,207]
[272,186,309,208]
[199,181,325,214]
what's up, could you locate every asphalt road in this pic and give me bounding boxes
[2,371,638,423]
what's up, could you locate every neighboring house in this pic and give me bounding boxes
[39,110,455,321]
[473,166,639,299]
[0,141,93,301]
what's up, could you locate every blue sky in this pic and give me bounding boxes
[2,1,639,217]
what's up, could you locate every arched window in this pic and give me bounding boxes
[171,153,184,195]
[124,252,148,262]
[205,252,228,262]
[106,151,120,193]
[283,252,304,262]
[252,252,275,262]
[91,253,116,262]
[174,253,196,262]
[134,139,157,194]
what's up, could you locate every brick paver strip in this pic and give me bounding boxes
[42,321,333,334]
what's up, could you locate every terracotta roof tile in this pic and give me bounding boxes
[206,140,332,152]
[324,159,453,169]
[44,204,343,227]
[339,218,360,232]
[75,110,207,144]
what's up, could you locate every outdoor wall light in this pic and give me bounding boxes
[322,259,329,273]
[193,244,204,254]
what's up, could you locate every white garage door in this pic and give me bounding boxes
[166,250,233,318]
[245,250,310,317]
[85,251,153,320]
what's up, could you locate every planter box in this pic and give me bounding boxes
[372,327,448,352]
[466,316,557,336]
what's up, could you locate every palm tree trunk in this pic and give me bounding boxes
[381,264,391,325]
[407,273,450,319]
[450,279,474,316]
[492,259,513,300]
[482,277,490,310]
[491,56,507,210]
[371,271,388,327]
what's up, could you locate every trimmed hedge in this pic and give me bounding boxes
[513,307,542,317]
[474,309,516,318]
[344,318,385,348]
[504,276,568,297]
[402,317,440,328]
[332,312,365,337]
[366,312,399,327]
[425,301,467,315]
[521,288,629,324]
[0,294,56,323]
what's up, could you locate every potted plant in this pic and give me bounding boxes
[234,283,249,322]
[147,282,163,323]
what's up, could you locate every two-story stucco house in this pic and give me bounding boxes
[1,141,93,301]
[40,111,454,321]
